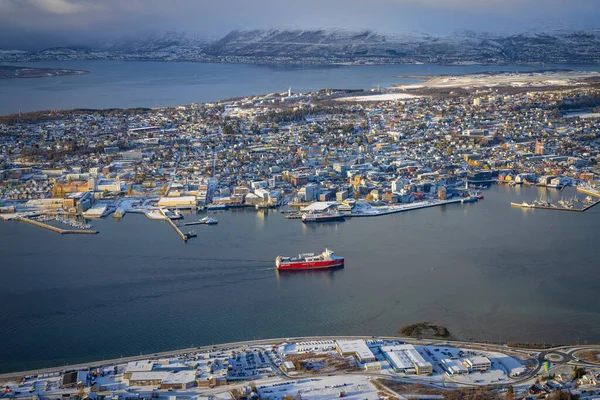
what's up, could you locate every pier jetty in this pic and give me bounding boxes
[165,217,188,242]
[16,217,98,234]
[511,200,600,212]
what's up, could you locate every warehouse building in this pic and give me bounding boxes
[157,196,197,209]
[335,340,376,363]
[124,361,154,379]
[128,371,196,389]
[381,345,432,375]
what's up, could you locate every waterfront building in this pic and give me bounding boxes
[381,345,433,375]
[157,196,197,209]
[61,371,88,389]
[126,368,196,389]
[335,340,376,363]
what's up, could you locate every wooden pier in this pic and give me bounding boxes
[16,217,98,234]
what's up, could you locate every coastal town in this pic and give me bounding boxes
[0,71,600,236]
[1,336,599,400]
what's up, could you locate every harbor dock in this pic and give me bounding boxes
[16,216,98,234]
[511,199,600,212]
[349,198,463,217]
[165,217,188,242]
[576,186,600,198]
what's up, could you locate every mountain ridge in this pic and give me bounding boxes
[1,28,598,65]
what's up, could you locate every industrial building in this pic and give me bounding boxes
[442,358,469,375]
[335,340,376,363]
[127,371,196,389]
[124,361,154,379]
[381,345,433,375]
[61,371,88,389]
[465,356,492,371]
[282,361,296,372]
[363,361,383,372]
[157,196,197,209]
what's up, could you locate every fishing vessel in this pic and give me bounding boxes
[276,248,344,271]
[301,212,345,223]
[461,195,479,204]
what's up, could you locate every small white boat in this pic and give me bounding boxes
[199,216,218,225]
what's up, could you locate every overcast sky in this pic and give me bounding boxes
[0,0,599,49]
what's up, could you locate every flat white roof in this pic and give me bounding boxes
[158,196,196,202]
[302,201,337,212]
[161,371,196,384]
[466,356,491,365]
[125,361,154,373]
[382,345,432,369]
[129,370,196,384]
[442,358,468,374]
[129,371,169,381]
[336,340,375,361]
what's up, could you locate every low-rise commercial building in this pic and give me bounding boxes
[465,356,491,371]
[381,345,433,375]
[157,196,197,209]
[335,340,376,363]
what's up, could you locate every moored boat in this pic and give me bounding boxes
[199,216,218,225]
[461,195,479,204]
[276,248,344,270]
[301,212,345,223]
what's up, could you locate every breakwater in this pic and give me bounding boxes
[16,217,98,234]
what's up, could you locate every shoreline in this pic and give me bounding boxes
[0,65,90,80]
[0,334,593,379]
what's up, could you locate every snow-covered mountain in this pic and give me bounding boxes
[1,28,599,64]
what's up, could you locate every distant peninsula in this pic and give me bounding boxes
[0,65,89,79]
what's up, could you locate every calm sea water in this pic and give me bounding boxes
[0,185,599,372]
[2,61,600,115]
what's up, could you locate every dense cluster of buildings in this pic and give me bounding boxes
[0,84,599,216]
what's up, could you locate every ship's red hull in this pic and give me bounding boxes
[276,259,344,270]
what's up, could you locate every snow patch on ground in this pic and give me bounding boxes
[336,93,422,102]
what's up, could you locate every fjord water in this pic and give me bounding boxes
[0,185,599,372]
[2,60,600,115]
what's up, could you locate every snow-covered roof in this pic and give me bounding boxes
[336,340,375,362]
[302,201,337,212]
[161,371,196,384]
[382,344,431,369]
[125,361,154,374]
[465,356,491,366]
[442,358,468,374]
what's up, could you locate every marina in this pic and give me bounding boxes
[510,185,600,212]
